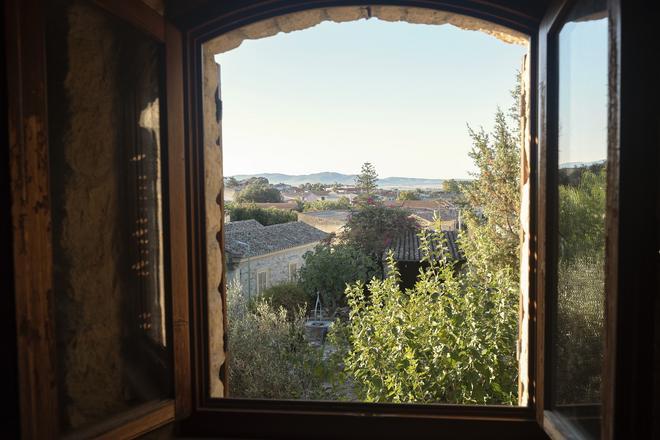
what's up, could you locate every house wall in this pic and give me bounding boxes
[227,243,319,297]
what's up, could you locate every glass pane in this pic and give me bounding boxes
[553,0,608,437]
[46,0,171,432]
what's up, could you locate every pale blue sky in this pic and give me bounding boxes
[215,19,528,179]
[558,17,608,165]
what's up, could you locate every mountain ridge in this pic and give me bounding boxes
[229,172,449,188]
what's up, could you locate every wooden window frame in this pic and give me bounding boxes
[536,0,620,438]
[6,0,191,437]
[178,2,545,438]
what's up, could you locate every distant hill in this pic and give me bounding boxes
[230,172,446,188]
[559,159,606,169]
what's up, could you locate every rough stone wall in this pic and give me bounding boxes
[203,5,530,398]
[517,52,532,406]
[48,1,164,430]
[228,244,318,297]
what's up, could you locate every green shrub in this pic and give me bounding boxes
[298,244,378,314]
[303,197,351,212]
[335,231,518,405]
[258,282,309,319]
[226,282,329,399]
[228,203,297,225]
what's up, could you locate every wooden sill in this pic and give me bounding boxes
[63,400,175,440]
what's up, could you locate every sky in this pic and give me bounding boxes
[558,17,608,165]
[214,18,528,179]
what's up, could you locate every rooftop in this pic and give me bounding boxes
[225,220,328,259]
[387,229,461,262]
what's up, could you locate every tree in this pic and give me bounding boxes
[396,190,421,201]
[225,176,239,187]
[227,203,297,225]
[460,106,520,277]
[298,243,378,314]
[355,162,378,196]
[303,197,351,212]
[342,205,418,275]
[235,181,283,203]
[442,179,461,193]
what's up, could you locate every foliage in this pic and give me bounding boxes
[235,181,283,203]
[355,162,378,197]
[298,243,378,313]
[226,281,329,399]
[303,197,351,212]
[227,203,297,225]
[336,231,519,404]
[555,167,607,404]
[258,282,309,319]
[555,256,604,404]
[460,106,521,277]
[225,176,239,187]
[396,190,421,201]
[300,182,326,192]
[441,179,462,193]
[558,169,606,261]
[342,205,418,274]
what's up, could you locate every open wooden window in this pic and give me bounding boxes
[536,0,620,438]
[11,0,654,438]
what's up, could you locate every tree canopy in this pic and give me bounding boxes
[235,181,283,203]
[355,162,378,197]
[227,203,297,225]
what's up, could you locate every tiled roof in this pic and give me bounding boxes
[384,199,456,210]
[225,220,328,259]
[386,229,461,262]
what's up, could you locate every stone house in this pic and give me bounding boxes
[224,220,328,298]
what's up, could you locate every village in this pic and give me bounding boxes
[223,165,464,302]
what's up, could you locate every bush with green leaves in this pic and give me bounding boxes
[335,230,519,404]
[258,282,309,319]
[298,243,378,314]
[396,190,421,201]
[226,281,329,399]
[227,203,297,225]
[235,181,283,203]
[303,197,351,212]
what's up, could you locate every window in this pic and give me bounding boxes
[207,6,530,406]
[12,0,655,438]
[542,0,609,438]
[288,262,298,282]
[257,270,268,294]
